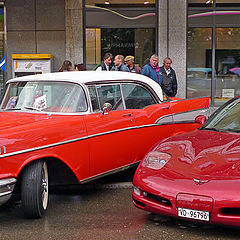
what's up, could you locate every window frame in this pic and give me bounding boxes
[87,81,160,113]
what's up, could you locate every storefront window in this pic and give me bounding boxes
[216,0,240,7]
[188,0,213,7]
[188,0,240,106]
[215,28,240,101]
[85,0,156,69]
[187,28,212,98]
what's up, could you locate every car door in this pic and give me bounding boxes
[120,83,210,162]
[84,83,137,177]
[120,83,174,161]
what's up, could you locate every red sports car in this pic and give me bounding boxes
[133,97,240,227]
[0,71,209,218]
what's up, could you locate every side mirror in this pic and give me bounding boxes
[101,102,112,115]
[195,115,207,125]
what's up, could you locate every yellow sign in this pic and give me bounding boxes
[12,54,53,60]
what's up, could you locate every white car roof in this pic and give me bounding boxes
[7,71,164,101]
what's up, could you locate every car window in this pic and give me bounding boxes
[122,84,156,109]
[1,81,88,113]
[203,98,240,132]
[88,86,101,112]
[95,84,123,111]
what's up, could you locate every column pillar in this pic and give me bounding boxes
[65,0,84,65]
[168,0,187,98]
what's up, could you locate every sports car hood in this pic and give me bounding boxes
[0,112,49,130]
[156,129,240,180]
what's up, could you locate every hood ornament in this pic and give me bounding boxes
[193,178,210,185]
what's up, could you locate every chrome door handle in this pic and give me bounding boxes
[161,106,170,110]
[122,113,132,117]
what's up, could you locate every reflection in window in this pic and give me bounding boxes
[215,28,240,101]
[88,86,100,112]
[205,98,240,132]
[1,81,88,113]
[122,84,156,109]
[187,28,212,98]
[85,1,156,70]
[96,84,123,110]
[86,28,155,69]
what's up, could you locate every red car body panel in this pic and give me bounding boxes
[133,129,240,227]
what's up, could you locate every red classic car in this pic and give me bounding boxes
[0,71,209,218]
[132,96,240,227]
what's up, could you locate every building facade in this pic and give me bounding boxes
[3,0,240,106]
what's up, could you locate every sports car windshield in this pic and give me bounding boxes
[202,98,240,133]
[0,81,87,113]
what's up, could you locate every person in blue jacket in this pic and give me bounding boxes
[141,54,162,85]
[113,55,130,72]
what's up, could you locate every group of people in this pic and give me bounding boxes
[96,52,178,97]
[58,52,178,97]
[95,53,141,74]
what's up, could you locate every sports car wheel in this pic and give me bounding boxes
[21,160,49,218]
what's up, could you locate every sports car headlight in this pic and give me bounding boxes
[142,151,171,170]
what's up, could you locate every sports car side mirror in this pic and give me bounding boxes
[195,115,207,125]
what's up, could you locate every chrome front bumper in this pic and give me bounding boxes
[0,178,17,205]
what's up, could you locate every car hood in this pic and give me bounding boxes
[0,112,49,130]
[156,129,240,180]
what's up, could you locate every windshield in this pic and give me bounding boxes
[202,98,240,133]
[0,81,87,113]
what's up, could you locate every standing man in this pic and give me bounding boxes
[95,52,113,71]
[160,57,178,97]
[141,54,162,84]
[113,55,130,72]
[124,55,141,73]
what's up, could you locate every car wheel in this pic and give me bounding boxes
[21,160,49,218]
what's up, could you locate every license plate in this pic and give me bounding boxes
[178,207,210,221]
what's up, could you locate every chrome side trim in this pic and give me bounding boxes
[155,107,209,124]
[79,161,140,184]
[0,108,209,159]
[0,190,12,197]
[0,178,17,205]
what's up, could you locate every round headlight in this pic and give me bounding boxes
[142,151,171,170]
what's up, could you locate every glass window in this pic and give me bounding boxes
[203,97,240,132]
[86,28,155,68]
[96,84,123,110]
[187,28,212,98]
[188,0,213,7]
[1,81,88,113]
[85,1,156,70]
[88,86,101,112]
[214,28,240,103]
[216,0,240,7]
[122,83,156,109]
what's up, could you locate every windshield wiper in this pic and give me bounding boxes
[24,106,42,112]
[201,127,221,132]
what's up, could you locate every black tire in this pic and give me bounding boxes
[21,160,49,219]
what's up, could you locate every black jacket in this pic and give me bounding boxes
[160,66,178,97]
[96,62,112,71]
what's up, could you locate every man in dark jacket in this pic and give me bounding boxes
[95,52,113,71]
[160,57,178,97]
[113,55,130,72]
